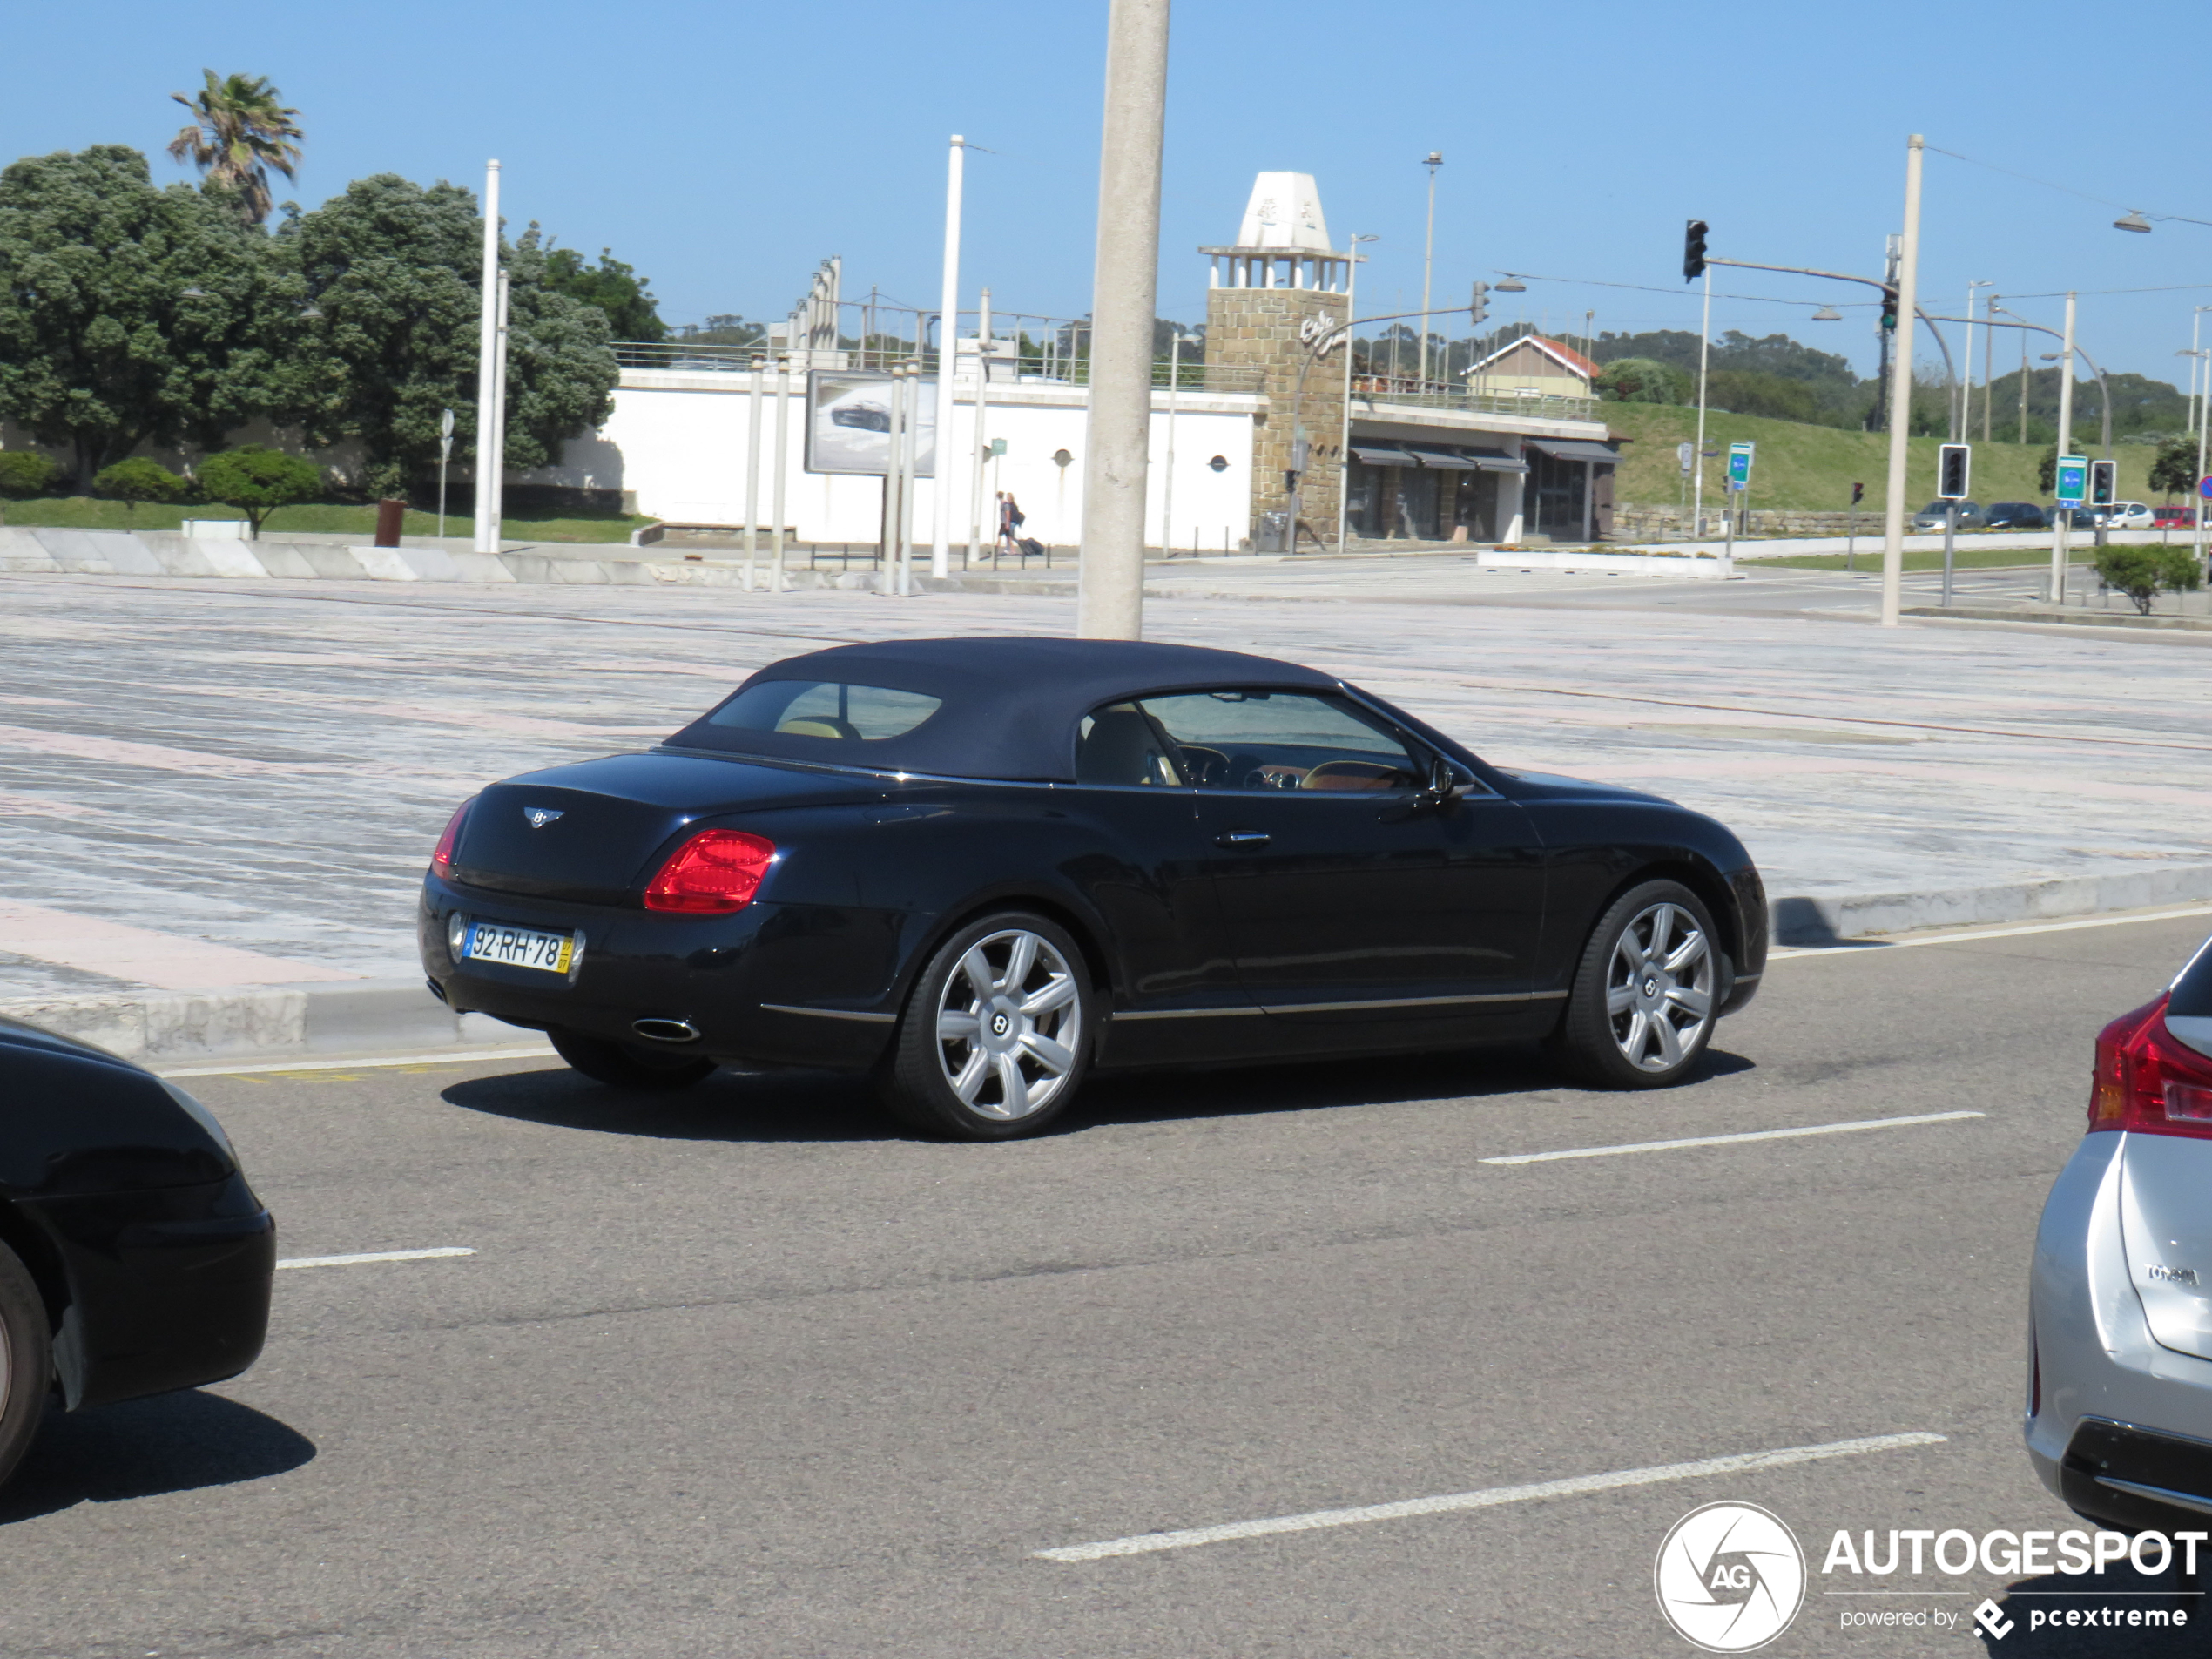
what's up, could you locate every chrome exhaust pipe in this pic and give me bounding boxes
[631,1017,701,1044]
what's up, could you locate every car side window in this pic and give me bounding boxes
[1138,690,1424,792]
[1076,702,1184,787]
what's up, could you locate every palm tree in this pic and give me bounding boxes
[167,71,303,226]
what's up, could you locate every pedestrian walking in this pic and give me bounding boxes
[998,491,1026,561]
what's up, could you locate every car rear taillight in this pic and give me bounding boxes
[2087,992,2212,1140]
[430,798,474,880]
[644,829,777,914]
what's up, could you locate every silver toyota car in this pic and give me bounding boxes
[2027,934,2212,1528]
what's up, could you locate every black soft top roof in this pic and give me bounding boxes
[664,636,1343,781]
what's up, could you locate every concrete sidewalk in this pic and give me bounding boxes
[3,570,2209,1059]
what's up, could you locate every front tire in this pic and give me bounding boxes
[0,1240,51,1490]
[550,1028,717,1091]
[1556,880,1720,1089]
[880,913,1094,1140]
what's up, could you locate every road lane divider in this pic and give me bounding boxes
[276,1247,477,1271]
[1034,1433,1947,1562]
[163,1045,556,1078]
[1770,903,2212,960]
[1480,1110,1984,1167]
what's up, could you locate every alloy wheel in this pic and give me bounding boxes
[1605,900,1715,1072]
[932,928,1082,1120]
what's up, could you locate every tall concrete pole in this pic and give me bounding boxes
[1878,134,1925,628]
[2049,292,2077,604]
[487,271,510,553]
[930,137,966,579]
[472,161,501,553]
[968,287,992,568]
[1419,152,1440,389]
[1075,0,1169,640]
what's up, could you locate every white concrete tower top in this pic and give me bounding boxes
[1236,172,1332,252]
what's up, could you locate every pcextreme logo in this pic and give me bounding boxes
[1655,1501,1807,1652]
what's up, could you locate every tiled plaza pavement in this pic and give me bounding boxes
[0,570,2207,1001]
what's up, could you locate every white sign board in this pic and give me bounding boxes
[803,371,935,477]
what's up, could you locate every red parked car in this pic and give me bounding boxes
[2155,505,2197,529]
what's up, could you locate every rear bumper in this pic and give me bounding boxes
[20,1171,273,1410]
[420,875,907,1070]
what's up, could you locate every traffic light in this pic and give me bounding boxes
[1938,444,1971,501]
[1469,281,1489,326]
[1851,482,1865,506]
[1683,220,1709,282]
[1878,286,1899,333]
[2089,459,2118,508]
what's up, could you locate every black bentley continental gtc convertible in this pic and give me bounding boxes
[422,637,1765,1139]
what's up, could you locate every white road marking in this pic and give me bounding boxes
[1770,903,2212,960]
[1035,1433,1947,1562]
[275,1247,477,1271]
[161,1044,556,1078]
[1480,1110,1984,1167]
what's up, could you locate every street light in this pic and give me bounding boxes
[1339,235,1379,553]
[1494,275,1527,292]
[2114,211,2154,233]
[1419,152,1442,389]
[1159,332,1199,557]
[1963,280,1993,443]
[1811,306,1842,320]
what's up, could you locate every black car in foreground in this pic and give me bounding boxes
[0,1019,274,1487]
[424,637,1767,1139]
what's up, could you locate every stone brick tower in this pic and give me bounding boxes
[1201,172,1351,549]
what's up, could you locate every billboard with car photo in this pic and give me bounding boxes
[805,371,936,477]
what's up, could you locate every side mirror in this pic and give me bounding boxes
[1420,754,1474,804]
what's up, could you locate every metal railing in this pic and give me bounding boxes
[1355,386,1600,421]
[616,341,1264,396]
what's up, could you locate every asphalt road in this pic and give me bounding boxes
[4,910,2209,1658]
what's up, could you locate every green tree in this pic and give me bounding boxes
[0,451,61,498]
[93,455,187,516]
[280,175,617,498]
[0,146,299,482]
[1594,357,1688,404]
[167,71,303,227]
[537,233,665,341]
[2149,435,2202,500]
[196,444,320,536]
[2095,544,2203,615]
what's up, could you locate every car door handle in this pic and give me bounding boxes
[1215,830,1271,847]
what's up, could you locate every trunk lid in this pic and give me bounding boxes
[450,752,873,903]
[2119,1130,2212,1360]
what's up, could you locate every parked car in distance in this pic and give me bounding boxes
[2027,931,2212,1534]
[421,637,1769,1140]
[2154,505,2196,529]
[1912,500,1986,529]
[0,1018,275,1488]
[1985,502,2047,529]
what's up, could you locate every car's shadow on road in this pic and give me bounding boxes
[0,1391,315,1526]
[439,1046,1755,1143]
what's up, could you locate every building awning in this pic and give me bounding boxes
[1349,443,1418,465]
[1463,447,1531,474]
[1525,439,1622,466]
[1403,442,1478,469]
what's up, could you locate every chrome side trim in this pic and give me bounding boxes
[1113,1005,1270,1022]
[759,1002,896,1024]
[2094,1475,2212,1519]
[1115,988,1564,1021]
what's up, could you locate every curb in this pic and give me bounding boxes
[12,864,2212,1062]
[1902,604,2212,633]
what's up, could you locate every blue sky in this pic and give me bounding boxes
[10,0,2212,388]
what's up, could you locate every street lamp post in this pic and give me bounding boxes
[437,408,455,539]
[471,159,501,555]
[1338,233,1379,554]
[1963,280,1993,442]
[930,135,967,580]
[1419,152,1441,390]
[1159,332,1197,556]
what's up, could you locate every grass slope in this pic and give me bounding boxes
[1599,403,2161,514]
[0,497,651,544]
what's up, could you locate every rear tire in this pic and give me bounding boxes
[550,1028,717,1091]
[1555,880,1720,1089]
[0,1239,51,1491]
[880,913,1094,1141]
